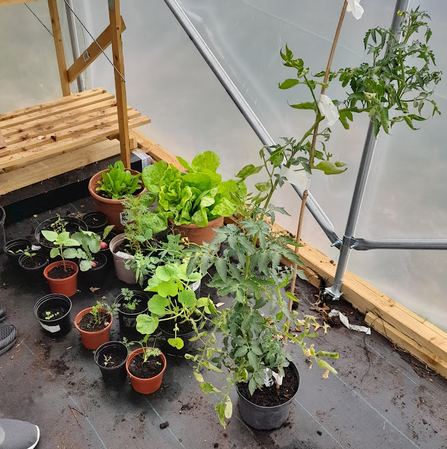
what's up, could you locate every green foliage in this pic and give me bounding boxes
[119,288,140,311]
[88,301,119,329]
[141,151,247,227]
[278,8,441,179]
[41,229,80,271]
[96,161,142,200]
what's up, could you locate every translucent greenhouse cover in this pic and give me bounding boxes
[0,0,446,331]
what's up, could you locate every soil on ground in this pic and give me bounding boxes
[77,311,111,332]
[47,264,76,279]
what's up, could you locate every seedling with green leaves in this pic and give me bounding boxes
[119,288,140,311]
[41,229,80,272]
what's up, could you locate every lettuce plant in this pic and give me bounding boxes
[142,151,246,227]
[96,161,142,200]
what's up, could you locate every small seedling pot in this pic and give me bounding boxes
[94,341,128,385]
[236,362,300,430]
[126,347,167,394]
[109,233,137,284]
[5,238,32,268]
[82,211,109,233]
[18,250,49,283]
[78,252,109,287]
[44,260,79,297]
[74,307,113,350]
[116,290,149,334]
[34,294,72,337]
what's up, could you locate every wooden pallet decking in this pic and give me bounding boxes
[0,88,150,194]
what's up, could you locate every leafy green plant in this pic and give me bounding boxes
[44,310,60,320]
[119,288,140,311]
[71,226,114,271]
[41,229,80,272]
[136,257,216,351]
[276,8,441,177]
[141,151,247,228]
[96,161,142,200]
[88,301,119,329]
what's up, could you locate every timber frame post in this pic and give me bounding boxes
[109,0,131,169]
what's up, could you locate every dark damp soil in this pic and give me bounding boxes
[97,348,127,368]
[159,317,193,335]
[128,353,164,379]
[82,212,108,230]
[77,311,111,332]
[38,305,67,321]
[237,365,299,407]
[20,254,47,268]
[47,264,76,279]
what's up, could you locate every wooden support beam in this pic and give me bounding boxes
[109,0,130,169]
[365,312,447,379]
[48,0,70,96]
[67,17,126,84]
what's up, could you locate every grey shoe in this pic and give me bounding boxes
[0,419,40,449]
[0,324,17,356]
[0,306,6,322]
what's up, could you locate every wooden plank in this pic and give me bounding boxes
[0,0,39,5]
[109,0,130,168]
[365,312,447,379]
[1,92,115,128]
[48,0,70,96]
[0,129,6,149]
[0,139,122,195]
[0,88,106,122]
[3,109,141,155]
[130,129,184,170]
[0,115,150,169]
[2,98,119,140]
[67,17,126,84]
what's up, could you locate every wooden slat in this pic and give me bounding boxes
[0,88,106,122]
[0,92,115,128]
[3,109,141,156]
[2,98,119,140]
[365,312,447,378]
[0,0,39,5]
[0,115,150,170]
[48,0,70,96]
[0,139,122,195]
[68,17,126,84]
[110,0,130,168]
[130,129,184,170]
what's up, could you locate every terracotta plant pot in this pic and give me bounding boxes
[74,307,113,350]
[43,260,79,297]
[171,216,224,245]
[126,347,167,394]
[109,233,137,284]
[88,169,146,232]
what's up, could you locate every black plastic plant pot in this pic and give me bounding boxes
[236,362,300,430]
[35,216,88,252]
[78,252,109,287]
[34,294,72,337]
[5,238,32,268]
[116,290,149,334]
[18,250,49,283]
[100,231,117,266]
[158,325,197,357]
[94,341,128,386]
[82,211,109,233]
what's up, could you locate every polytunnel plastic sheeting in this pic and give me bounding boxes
[0,1,446,331]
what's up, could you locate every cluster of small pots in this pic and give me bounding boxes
[33,290,167,394]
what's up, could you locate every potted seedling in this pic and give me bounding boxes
[5,238,32,268]
[94,340,129,385]
[115,288,149,335]
[88,160,146,231]
[71,226,114,286]
[42,229,80,296]
[74,300,119,350]
[141,151,246,244]
[109,193,165,284]
[34,294,72,337]
[125,339,167,394]
[18,249,49,283]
